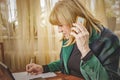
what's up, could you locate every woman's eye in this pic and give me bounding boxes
[58,25,63,27]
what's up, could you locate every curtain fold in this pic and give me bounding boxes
[86,0,108,26]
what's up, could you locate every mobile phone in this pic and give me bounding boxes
[76,16,86,26]
[71,16,86,35]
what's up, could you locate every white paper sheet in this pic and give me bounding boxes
[12,72,56,80]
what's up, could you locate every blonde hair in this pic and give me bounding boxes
[49,0,101,46]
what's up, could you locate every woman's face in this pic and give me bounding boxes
[58,24,71,39]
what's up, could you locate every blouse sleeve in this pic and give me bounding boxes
[80,52,109,80]
[47,60,61,72]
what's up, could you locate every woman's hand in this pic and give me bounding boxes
[70,23,90,58]
[26,63,43,75]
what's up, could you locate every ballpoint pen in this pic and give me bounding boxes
[30,58,33,64]
[27,58,33,76]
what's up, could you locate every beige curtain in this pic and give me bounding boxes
[0,0,61,71]
[86,0,108,27]
[37,0,61,65]
[14,0,61,71]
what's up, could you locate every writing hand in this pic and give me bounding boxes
[26,63,43,75]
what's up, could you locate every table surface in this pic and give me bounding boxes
[45,72,84,80]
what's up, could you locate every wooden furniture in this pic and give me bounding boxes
[0,42,4,63]
[46,72,84,80]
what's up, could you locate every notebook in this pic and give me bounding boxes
[0,62,56,80]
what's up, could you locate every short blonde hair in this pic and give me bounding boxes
[49,0,101,46]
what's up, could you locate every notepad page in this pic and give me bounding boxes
[12,72,29,80]
[12,72,57,80]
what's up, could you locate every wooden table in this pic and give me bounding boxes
[46,72,84,80]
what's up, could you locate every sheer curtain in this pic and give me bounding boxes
[37,0,61,65]
[86,0,108,26]
[14,0,61,71]
[0,0,61,71]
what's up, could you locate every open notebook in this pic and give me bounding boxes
[0,62,56,80]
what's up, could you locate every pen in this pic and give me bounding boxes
[30,58,33,64]
[28,58,33,76]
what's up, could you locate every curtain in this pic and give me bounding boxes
[14,0,61,71]
[86,0,108,27]
[37,0,61,65]
[0,0,61,72]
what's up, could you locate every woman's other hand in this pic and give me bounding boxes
[26,63,43,75]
